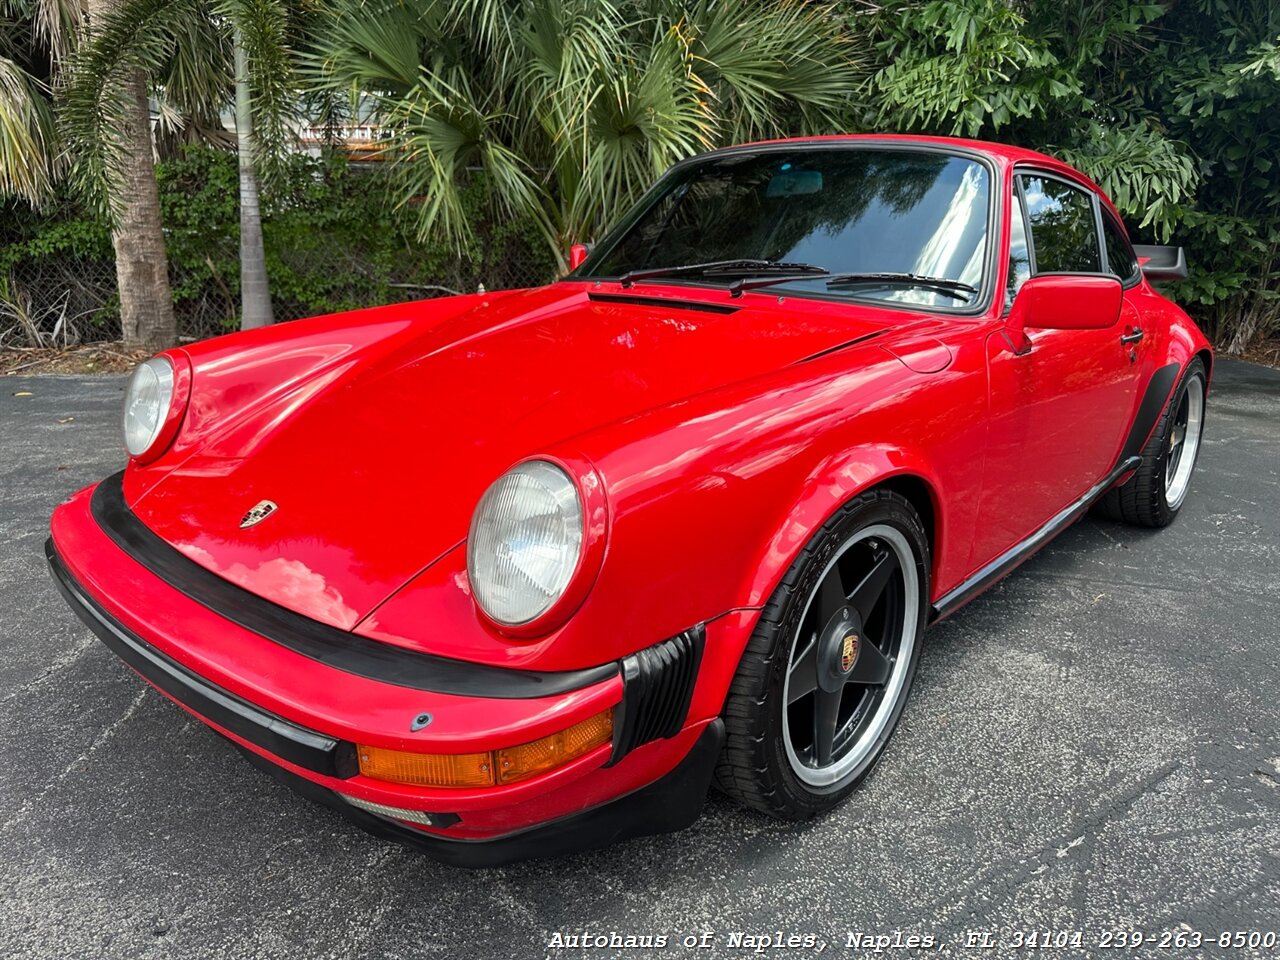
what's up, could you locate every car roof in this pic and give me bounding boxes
[697,133,1114,215]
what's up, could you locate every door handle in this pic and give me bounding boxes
[1120,328,1144,345]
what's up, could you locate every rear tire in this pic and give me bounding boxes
[714,489,929,820]
[1098,358,1207,528]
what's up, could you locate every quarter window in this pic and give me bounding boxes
[1101,213,1140,282]
[1019,175,1101,274]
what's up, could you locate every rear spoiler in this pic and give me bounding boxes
[1133,244,1187,281]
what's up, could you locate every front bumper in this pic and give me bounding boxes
[46,478,723,865]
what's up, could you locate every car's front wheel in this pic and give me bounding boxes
[715,489,929,819]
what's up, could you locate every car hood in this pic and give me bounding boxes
[129,284,900,629]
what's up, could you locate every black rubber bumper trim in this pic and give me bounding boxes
[87,472,618,698]
[235,718,725,868]
[46,538,359,779]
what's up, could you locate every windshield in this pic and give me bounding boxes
[578,147,992,308]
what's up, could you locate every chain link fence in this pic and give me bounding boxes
[0,241,556,348]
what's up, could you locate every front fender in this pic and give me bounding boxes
[361,335,989,674]
[740,443,946,611]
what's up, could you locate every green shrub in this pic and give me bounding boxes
[0,146,556,342]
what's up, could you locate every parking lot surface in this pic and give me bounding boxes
[1,359,1277,959]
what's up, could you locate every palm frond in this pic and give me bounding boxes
[318,0,862,262]
[302,0,440,100]
[59,0,201,216]
[440,0,517,57]
[218,0,296,180]
[680,0,865,141]
[33,0,83,65]
[0,54,59,201]
[390,67,542,250]
[566,21,712,241]
[160,0,232,121]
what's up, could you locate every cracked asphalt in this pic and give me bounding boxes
[1,359,1277,960]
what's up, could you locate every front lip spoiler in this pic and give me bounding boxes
[45,538,360,780]
[89,472,618,699]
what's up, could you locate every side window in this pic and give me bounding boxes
[1019,174,1102,274]
[1006,188,1031,309]
[1101,212,1140,283]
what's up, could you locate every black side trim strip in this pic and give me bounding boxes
[235,718,725,867]
[46,539,358,779]
[587,292,739,314]
[930,455,1142,622]
[88,473,618,698]
[1121,362,1179,461]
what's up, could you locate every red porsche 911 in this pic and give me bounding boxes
[48,135,1211,866]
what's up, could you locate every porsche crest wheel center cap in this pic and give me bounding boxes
[818,606,862,691]
[840,631,860,673]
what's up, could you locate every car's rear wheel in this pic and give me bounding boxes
[715,489,929,819]
[1098,358,1207,527]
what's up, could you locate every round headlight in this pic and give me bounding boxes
[122,357,175,457]
[467,460,584,626]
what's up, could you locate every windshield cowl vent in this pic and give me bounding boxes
[588,293,740,315]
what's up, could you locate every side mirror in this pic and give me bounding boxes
[1006,274,1123,354]
[1133,244,1187,281]
[568,243,593,271]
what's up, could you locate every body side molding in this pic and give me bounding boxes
[930,455,1142,622]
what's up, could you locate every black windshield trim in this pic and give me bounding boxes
[567,140,1001,319]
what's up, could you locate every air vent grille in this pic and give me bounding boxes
[610,626,705,762]
[588,293,739,314]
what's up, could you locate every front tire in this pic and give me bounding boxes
[1099,358,1207,528]
[715,489,929,820]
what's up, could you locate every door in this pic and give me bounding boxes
[971,172,1140,568]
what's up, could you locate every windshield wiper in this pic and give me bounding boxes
[727,270,979,300]
[617,259,827,288]
[824,272,978,300]
[728,272,831,297]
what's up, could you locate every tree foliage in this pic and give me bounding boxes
[0,145,554,337]
[3,0,1277,351]
[0,0,69,202]
[861,0,1279,350]
[309,0,864,269]
[59,0,307,218]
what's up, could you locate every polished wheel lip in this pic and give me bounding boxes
[1165,372,1204,510]
[781,523,919,788]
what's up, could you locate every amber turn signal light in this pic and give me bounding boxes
[357,709,613,788]
[356,746,495,788]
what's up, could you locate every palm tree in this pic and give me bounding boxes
[86,0,177,350]
[226,0,299,329]
[62,0,298,334]
[310,0,864,270]
[2,0,178,349]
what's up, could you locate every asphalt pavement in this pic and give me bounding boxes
[1,359,1277,960]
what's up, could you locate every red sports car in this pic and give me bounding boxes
[48,135,1211,866]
